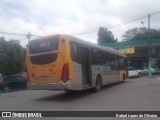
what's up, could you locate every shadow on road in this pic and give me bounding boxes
[33,81,126,102]
[102,81,126,90]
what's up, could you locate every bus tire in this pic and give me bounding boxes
[3,85,10,92]
[94,76,102,92]
[138,72,142,77]
[22,83,27,90]
[65,90,75,94]
[122,73,126,82]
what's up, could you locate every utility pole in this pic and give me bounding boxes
[27,32,31,42]
[26,32,31,47]
[148,13,152,77]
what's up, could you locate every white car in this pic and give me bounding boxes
[141,67,159,74]
[128,67,142,78]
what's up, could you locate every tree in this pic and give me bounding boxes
[97,27,117,44]
[0,37,26,75]
[122,27,160,41]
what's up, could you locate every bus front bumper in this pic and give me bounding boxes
[28,81,75,90]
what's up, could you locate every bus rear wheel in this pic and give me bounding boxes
[94,76,102,92]
[65,90,75,94]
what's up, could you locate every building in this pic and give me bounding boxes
[100,39,160,69]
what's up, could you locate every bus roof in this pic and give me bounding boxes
[32,34,126,58]
[33,34,60,41]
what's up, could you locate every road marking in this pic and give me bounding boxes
[157,78,160,80]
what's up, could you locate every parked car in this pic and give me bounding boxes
[140,67,160,74]
[0,75,27,92]
[128,67,142,78]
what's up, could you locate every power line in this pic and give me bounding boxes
[76,10,160,33]
[0,32,41,39]
[1,10,160,37]
[0,32,41,43]
[113,9,159,24]
[0,32,41,37]
[0,32,26,36]
[72,10,160,35]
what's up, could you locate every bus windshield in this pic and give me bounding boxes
[29,35,59,65]
[29,37,58,54]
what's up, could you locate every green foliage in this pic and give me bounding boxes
[97,27,117,44]
[0,37,26,75]
[123,27,160,41]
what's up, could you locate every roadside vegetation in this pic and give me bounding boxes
[98,26,160,43]
[0,37,26,75]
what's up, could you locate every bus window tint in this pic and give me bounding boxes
[29,35,59,65]
[109,55,118,70]
[92,49,101,64]
[101,52,109,65]
[114,58,118,70]
[70,42,80,63]
[118,58,124,69]
[72,43,79,58]
[30,39,58,54]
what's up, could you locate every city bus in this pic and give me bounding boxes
[26,34,127,92]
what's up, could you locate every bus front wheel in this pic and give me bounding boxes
[122,74,126,82]
[3,85,10,92]
[94,76,102,92]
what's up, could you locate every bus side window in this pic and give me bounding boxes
[119,58,124,69]
[92,49,101,64]
[114,58,118,70]
[100,51,105,65]
[109,55,118,70]
[101,52,109,65]
[118,58,122,69]
[121,58,125,69]
[70,42,80,63]
[119,58,126,70]
[124,58,128,69]
[109,54,114,70]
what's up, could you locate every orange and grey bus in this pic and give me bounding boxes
[26,34,127,92]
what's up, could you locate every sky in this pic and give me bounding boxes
[0,0,160,46]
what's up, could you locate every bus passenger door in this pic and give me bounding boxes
[80,47,92,88]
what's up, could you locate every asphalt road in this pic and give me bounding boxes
[0,75,160,120]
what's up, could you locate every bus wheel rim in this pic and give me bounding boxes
[96,77,101,90]
[4,86,10,92]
